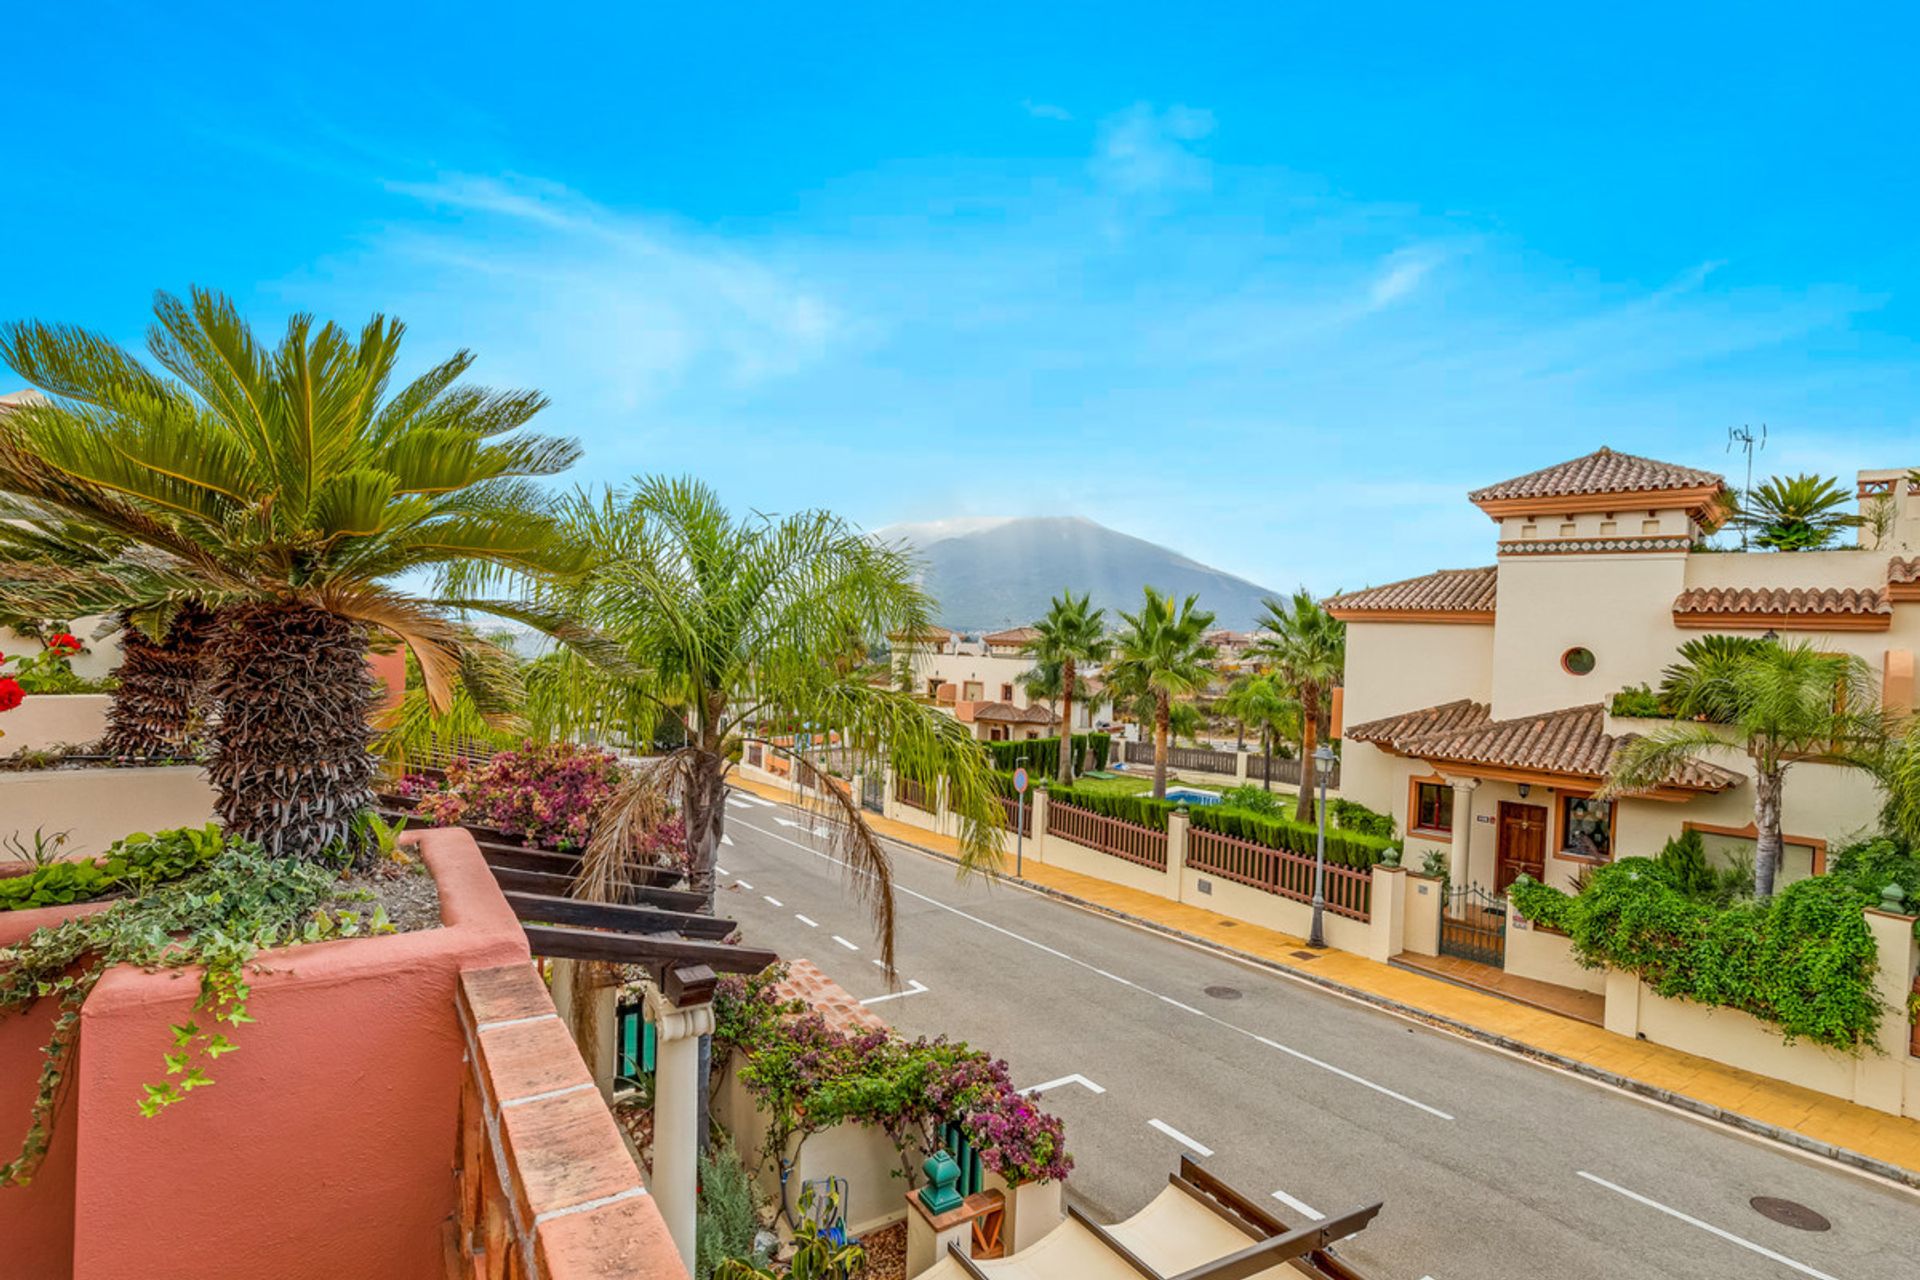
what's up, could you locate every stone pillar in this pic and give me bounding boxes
[1234,750,1251,784]
[1027,788,1050,868]
[882,766,897,821]
[1448,778,1480,889]
[548,960,617,1100]
[1366,864,1408,962]
[1601,968,1642,1040]
[1854,904,1918,1113]
[646,987,717,1273]
[1403,871,1442,956]
[1167,807,1192,902]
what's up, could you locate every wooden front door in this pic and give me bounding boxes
[1496,801,1548,890]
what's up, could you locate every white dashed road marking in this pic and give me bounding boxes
[795,914,818,928]
[730,816,1455,1122]
[831,935,860,951]
[763,895,783,907]
[859,979,930,1005]
[1147,1119,1213,1157]
[1574,1173,1839,1280]
[1270,1189,1324,1221]
[734,879,753,891]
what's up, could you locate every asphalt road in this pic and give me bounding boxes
[717,787,1919,1280]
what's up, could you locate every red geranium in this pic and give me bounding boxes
[0,676,24,714]
[44,632,83,656]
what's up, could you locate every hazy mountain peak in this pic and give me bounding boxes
[878,515,1277,631]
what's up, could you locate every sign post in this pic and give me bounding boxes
[1012,763,1029,877]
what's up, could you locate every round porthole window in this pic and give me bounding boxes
[1562,647,1596,676]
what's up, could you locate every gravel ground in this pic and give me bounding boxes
[322,858,442,933]
[854,1221,906,1280]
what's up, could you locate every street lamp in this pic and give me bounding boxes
[1308,743,1336,949]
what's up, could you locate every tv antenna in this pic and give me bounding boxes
[1727,423,1766,550]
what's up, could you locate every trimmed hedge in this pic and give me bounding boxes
[1510,859,1881,1051]
[1190,805,1395,870]
[1329,798,1396,841]
[1042,781,1173,830]
[983,733,1111,775]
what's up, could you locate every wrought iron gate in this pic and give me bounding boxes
[1439,884,1508,966]
[860,770,886,814]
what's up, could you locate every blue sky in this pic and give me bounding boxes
[6,3,1918,594]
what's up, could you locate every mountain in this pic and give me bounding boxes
[875,516,1279,632]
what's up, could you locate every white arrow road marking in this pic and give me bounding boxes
[859,979,929,1005]
[1022,1074,1105,1097]
[1270,1189,1323,1221]
[721,834,735,847]
[1575,1173,1839,1280]
[831,934,860,951]
[795,914,818,927]
[1147,1119,1212,1157]
[763,895,783,907]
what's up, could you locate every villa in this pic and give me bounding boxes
[889,625,1098,741]
[1328,448,1920,897]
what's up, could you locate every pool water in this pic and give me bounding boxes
[1163,786,1222,806]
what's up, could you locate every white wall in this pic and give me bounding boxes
[1491,553,1690,720]
[1340,622,1493,727]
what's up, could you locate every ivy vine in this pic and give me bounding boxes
[0,831,383,1186]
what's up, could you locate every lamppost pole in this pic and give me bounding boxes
[1308,743,1335,949]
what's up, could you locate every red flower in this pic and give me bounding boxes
[45,632,83,656]
[0,676,24,714]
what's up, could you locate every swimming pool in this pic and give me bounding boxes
[1163,786,1222,806]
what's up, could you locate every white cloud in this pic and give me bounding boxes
[1091,102,1216,195]
[348,172,843,410]
[1022,100,1073,121]
[1367,248,1441,310]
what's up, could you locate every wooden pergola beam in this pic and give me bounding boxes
[521,923,777,974]
[504,890,736,940]
[487,865,709,913]
[1165,1203,1382,1280]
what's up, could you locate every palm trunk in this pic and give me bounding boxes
[102,604,213,760]
[1152,693,1170,799]
[1294,685,1320,823]
[1262,726,1272,792]
[683,747,728,908]
[1752,766,1784,899]
[207,602,376,861]
[1058,659,1076,786]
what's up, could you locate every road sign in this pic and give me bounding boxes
[1012,767,1028,793]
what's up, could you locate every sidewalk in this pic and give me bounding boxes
[730,774,1920,1188]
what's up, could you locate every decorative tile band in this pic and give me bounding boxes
[1498,536,1693,555]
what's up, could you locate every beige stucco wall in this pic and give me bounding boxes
[0,765,217,856]
[1,618,121,682]
[1681,548,1887,590]
[1504,911,1606,994]
[1491,553,1691,720]
[1,694,110,756]
[1178,866,1374,954]
[1340,621,1492,727]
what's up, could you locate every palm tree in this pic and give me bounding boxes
[1216,672,1301,791]
[1606,640,1882,898]
[0,288,588,858]
[1107,587,1216,799]
[1023,592,1110,785]
[1735,474,1861,551]
[1253,589,1346,822]
[509,478,1006,972]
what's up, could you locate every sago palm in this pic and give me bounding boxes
[1253,589,1346,821]
[1107,587,1216,799]
[503,477,1006,974]
[1023,591,1110,784]
[1735,474,1861,551]
[0,288,589,858]
[1606,640,1881,898]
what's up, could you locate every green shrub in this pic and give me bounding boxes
[0,823,230,912]
[1825,836,1920,911]
[1219,785,1282,814]
[1189,804,1394,869]
[1512,859,1881,1050]
[695,1142,766,1280]
[1609,684,1672,718]
[1653,829,1716,898]
[982,733,1111,774]
[1329,798,1396,840]
[1045,781,1173,829]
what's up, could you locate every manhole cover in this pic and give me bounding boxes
[1290,950,1320,961]
[1216,920,1238,927]
[1203,985,1242,1000]
[1749,1197,1830,1232]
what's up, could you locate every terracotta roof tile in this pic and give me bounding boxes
[970,701,1059,724]
[1672,585,1891,618]
[1888,557,1920,586]
[769,959,890,1036]
[1346,700,1739,791]
[982,626,1039,645]
[1470,448,1724,503]
[1324,567,1496,616]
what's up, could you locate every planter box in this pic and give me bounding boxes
[0,827,531,1279]
[1,693,110,756]
[0,765,217,858]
